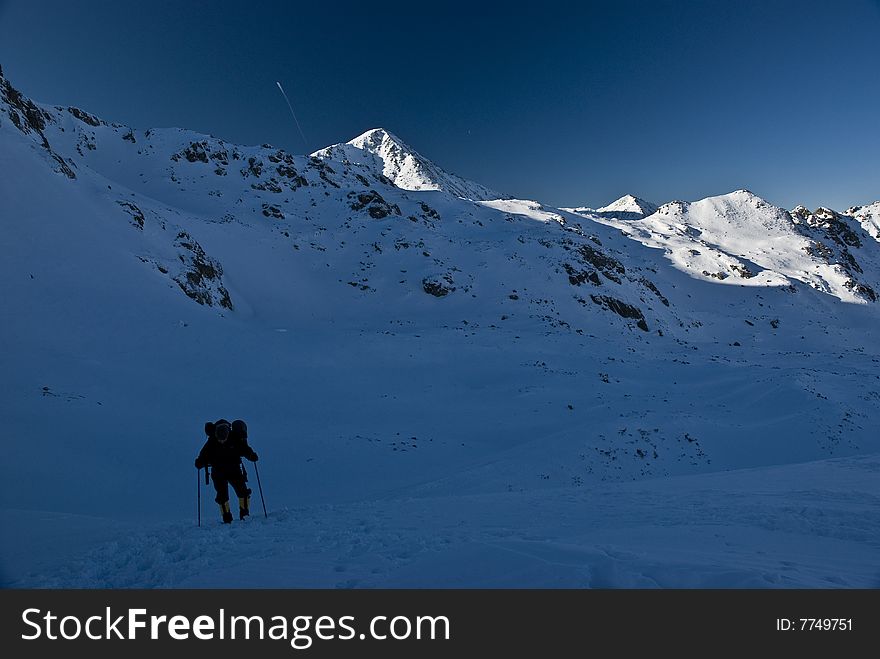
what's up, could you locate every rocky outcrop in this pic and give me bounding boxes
[67,107,102,127]
[423,273,456,297]
[261,203,284,219]
[172,232,233,309]
[589,295,649,331]
[791,205,876,302]
[0,70,76,179]
[348,190,401,219]
[117,201,145,230]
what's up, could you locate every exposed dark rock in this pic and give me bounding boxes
[246,157,263,177]
[116,200,145,229]
[348,190,401,219]
[842,251,862,275]
[261,203,284,219]
[183,142,209,163]
[803,240,834,261]
[423,273,456,297]
[638,277,670,306]
[1,74,48,134]
[730,264,756,279]
[563,262,601,286]
[67,106,102,127]
[803,207,863,249]
[793,209,871,300]
[590,295,649,331]
[50,153,77,179]
[843,280,877,302]
[252,179,283,194]
[576,243,624,283]
[394,237,425,251]
[1,73,76,179]
[308,156,340,188]
[419,202,440,221]
[276,163,308,189]
[172,231,233,309]
[75,131,96,155]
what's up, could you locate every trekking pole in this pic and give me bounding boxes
[197,467,201,527]
[202,467,211,526]
[253,461,268,518]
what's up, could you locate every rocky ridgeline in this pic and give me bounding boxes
[4,67,875,337]
[790,205,876,302]
[0,66,76,179]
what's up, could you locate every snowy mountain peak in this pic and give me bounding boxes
[846,201,880,243]
[596,194,658,218]
[791,205,811,221]
[347,127,405,151]
[813,206,839,220]
[312,128,503,201]
[651,190,791,232]
[714,189,771,208]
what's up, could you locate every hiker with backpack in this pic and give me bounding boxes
[195,418,259,523]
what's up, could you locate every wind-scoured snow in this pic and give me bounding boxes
[477,198,568,224]
[1,70,879,588]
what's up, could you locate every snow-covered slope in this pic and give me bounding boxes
[2,69,879,588]
[7,453,879,588]
[312,127,503,201]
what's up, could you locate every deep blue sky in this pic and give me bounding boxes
[1,0,878,210]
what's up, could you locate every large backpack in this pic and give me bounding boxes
[232,419,248,438]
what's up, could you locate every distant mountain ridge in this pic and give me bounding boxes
[2,65,877,313]
[602,190,878,303]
